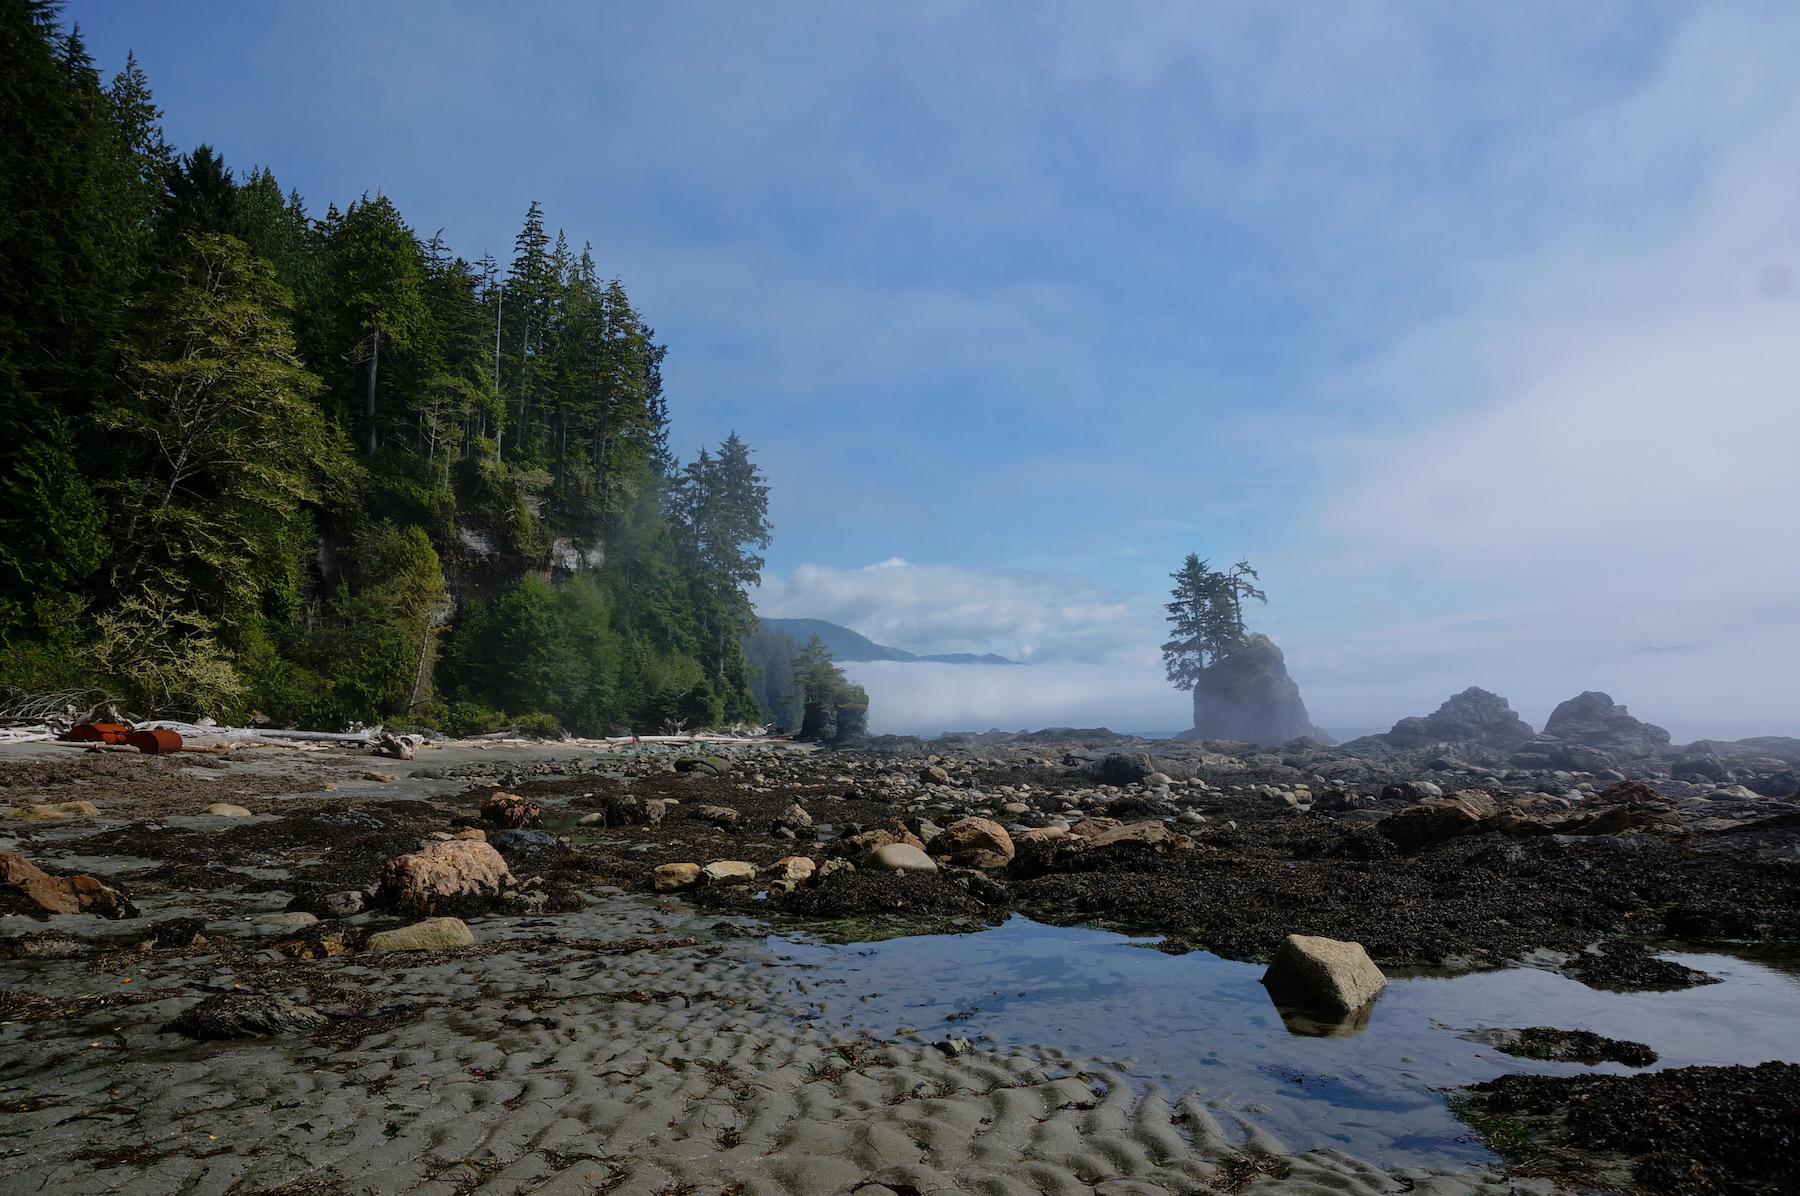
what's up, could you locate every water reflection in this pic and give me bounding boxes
[770,914,1800,1170]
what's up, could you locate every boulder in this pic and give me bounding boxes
[653,862,702,891]
[364,916,474,952]
[453,827,488,841]
[693,804,742,830]
[1379,791,1498,852]
[814,858,856,882]
[1173,634,1332,748]
[288,889,365,919]
[932,816,1015,869]
[379,839,513,916]
[867,842,938,872]
[676,756,731,775]
[833,819,926,859]
[772,802,813,831]
[162,991,332,1040]
[480,791,541,829]
[1082,821,1192,852]
[1594,780,1667,805]
[204,802,254,817]
[1262,933,1388,1013]
[488,828,560,853]
[0,851,137,918]
[763,856,816,883]
[919,765,951,785]
[702,860,758,884]
[1066,816,1124,839]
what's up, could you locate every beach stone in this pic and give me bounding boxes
[1067,816,1124,839]
[695,804,742,830]
[252,911,318,928]
[868,842,938,872]
[488,828,559,853]
[273,924,353,958]
[653,862,702,891]
[1083,820,1191,852]
[933,816,1014,869]
[1001,801,1031,815]
[480,791,541,828]
[453,827,487,840]
[7,801,101,820]
[920,764,951,785]
[764,856,816,883]
[162,991,332,1040]
[773,801,813,830]
[0,851,137,918]
[836,820,926,858]
[380,839,513,916]
[1380,791,1496,851]
[1263,933,1388,1013]
[204,802,254,817]
[676,756,731,775]
[364,916,474,952]
[702,860,758,884]
[313,890,365,918]
[1014,826,1067,844]
[815,858,856,882]
[362,771,397,783]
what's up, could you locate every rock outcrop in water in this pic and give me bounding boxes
[1173,634,1329,748]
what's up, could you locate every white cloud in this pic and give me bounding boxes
[1290,3,1800,736]
[753,559,1161,665]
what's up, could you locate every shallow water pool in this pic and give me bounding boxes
[770,916,1800,1169]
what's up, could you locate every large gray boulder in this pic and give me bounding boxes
[1262,934,1388,1013]
[1173,634,1330,749]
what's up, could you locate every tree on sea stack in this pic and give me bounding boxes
[1163,554,1329,748]
[790,635,868,743]
[1161,555,1266,689]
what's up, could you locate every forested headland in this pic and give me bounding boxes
[0,1,778,736]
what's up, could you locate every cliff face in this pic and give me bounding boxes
[1174,634,1330,748]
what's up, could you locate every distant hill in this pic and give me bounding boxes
[758,618,1020,665]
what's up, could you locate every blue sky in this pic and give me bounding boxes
[68,1,1800,738]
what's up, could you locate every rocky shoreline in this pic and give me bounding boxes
[2,687,1797,1194]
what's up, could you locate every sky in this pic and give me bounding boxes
[66,1,1800,740]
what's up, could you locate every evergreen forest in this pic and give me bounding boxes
[0,1,779,736]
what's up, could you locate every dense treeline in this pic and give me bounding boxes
[0,1,772,734]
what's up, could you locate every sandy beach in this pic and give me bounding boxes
[0,737,1581,1196]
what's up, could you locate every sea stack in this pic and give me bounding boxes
[1174,633,1330,747]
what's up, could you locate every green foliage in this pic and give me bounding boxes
[1162,555,1267,690]
[0,7,779,732]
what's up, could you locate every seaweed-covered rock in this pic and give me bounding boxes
[479,791,541,828]
[379,839,512,916]
[162,991,332,1040]
[932,816,1015,870]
